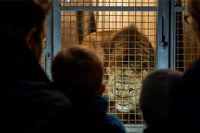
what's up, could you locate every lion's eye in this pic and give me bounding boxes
[129,88,134,95]
[113,88,119,94]
[115,82,122,88]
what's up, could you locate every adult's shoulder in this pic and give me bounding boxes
[0,79,73,133]
[184,58,200,78]
[0,79,72,110]
[19,79,72,107]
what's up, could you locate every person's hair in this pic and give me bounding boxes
[187,0,200,41]
[0,0,51,40]
[52,46,104,102]
[139,69,183,130]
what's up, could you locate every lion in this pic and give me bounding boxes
[81,25,155,114]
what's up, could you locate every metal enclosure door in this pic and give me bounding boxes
[43,0,195,132]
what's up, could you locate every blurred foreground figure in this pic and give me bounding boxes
[182,0,200,133]
[0,1,73,133]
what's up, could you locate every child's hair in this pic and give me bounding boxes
[51,46,104,102]
[139,69,183,130]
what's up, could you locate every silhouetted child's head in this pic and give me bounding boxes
[52,46,105,104]
[139,69,183,133]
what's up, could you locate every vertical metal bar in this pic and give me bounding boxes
[45,8,53,79]
[157,0,170,68]
[170,0,176,69]
[53,0,61,57]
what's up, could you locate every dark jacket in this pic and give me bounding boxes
[143,123,179,133]
[76,96,126,133]
[182,58,200,133]
[0,38,73,133]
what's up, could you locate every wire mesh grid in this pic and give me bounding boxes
[176,11,184,72]
[177,0,187,7]
[60,0,157,125]
[175,0,200,72]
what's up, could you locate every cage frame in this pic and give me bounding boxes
[43,0,186,132]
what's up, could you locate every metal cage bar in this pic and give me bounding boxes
[170,0,176,69]
[45,9,53,78]
[60,6,157,11]
[53,0,62,57]
[156,0,170,68]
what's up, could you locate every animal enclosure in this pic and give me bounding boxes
[43,0,198,132]
[59,0,157,126]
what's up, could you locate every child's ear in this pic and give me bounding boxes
[96,84,105,96]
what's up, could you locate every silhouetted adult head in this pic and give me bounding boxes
[0,0,51,61]
[187,0,200,43]
[139,69,183,133]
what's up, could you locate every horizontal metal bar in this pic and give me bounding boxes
[125,124,144,133]
[60,6,157,11]
[174,7,185,12]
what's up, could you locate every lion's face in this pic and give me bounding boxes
[105,66,147,112]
